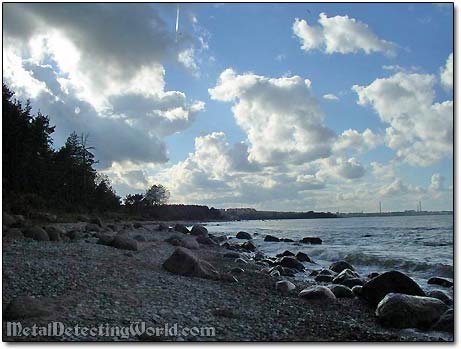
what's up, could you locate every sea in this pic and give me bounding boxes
[204,214,454,293]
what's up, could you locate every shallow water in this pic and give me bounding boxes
[204,215,453,292]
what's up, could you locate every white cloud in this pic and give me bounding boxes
[293,13,397,56]
[333,128,382,154]
[440,52,453,90]
[178,48,200,77]
[353,72,453,167]
[429,173,445,191]
[323,93,339,101]
[209,68,335,165]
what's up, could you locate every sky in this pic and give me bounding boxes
[2,3,453,212]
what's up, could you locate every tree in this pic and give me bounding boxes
[144,184,170,206]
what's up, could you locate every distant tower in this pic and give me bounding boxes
[418,200,422,212]
[379,201,382,214]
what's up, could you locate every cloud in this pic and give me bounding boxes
[353,72,452,167]
[293,13,397,56]
[209,68,335,165]
[333,128,382,154]
[178,48,200,77]
[323,93,339,101]
[440,52,453,90]
[429,173,445,191]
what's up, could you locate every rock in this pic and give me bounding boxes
[427,277,453,288]
[276,250,295,258]
[23,226,49,241]
[264,235,280,242]
[4,296,54,320]
[241,240,256,252]
[223,251,241,259]
[190,225,208,237]
[230,267,244,274]
[133,235,147,242]
[315,274,333,283]
[279,256,304,271]
[341,278,364,288]
[270,270,281,277]
[352,285,363,297]
[157,223,169,231]
[106,224,117,231]
[300,237,322,244]
[67,230,84,240]
[163,247,219,279]
[310,270,319,277]
[3,212,15,226]
[281,238,295,242]
[275,280,296,295]
[299,286,336,302]
[110,235,139,251]
[196,235,217,246]
[361,270,426,306]
[431,309,454,333]
[3,228,24,240]
[330,261,355,273]
[76,214,90,222]
[254,251,265,260]
[174,224,190,234]
[427,290,453,306]
[329,285,354,298]
[261,258,276,267]
[44,226,65,241]
[85,223,101,232]
[220,272,238,283]
[280,267,297,277]
[165,236,200,250]
[211,235,227,244]
[376,293,448,329]
[319,269,336,276]
[368,272,380,279]
[97,234,114,246]
[295,252,312,263]
[90,216,103,227]
[236,231,252,240]
[234,258,248,265]
[133,222,143,229]
[332,269,362,288]
[30,212,57,222]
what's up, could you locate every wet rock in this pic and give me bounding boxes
[310,270,319,277]
[315,274,333,283]
[279,256,304,271]
[330,261,355,273]
[23,226,49,241]
[368,272,380,279]
[174,224,190,234]
[106,224,117,231]
[223,251,241,259]
[299,286,336,302]
[276,250,295,258]
[241,240,256,252]
[427,290,453,306]
[281,238,295,242]
[427,277,453,288]
[275,280,296,295]
[220,272,238,283]
[67,230,84,240]
[341,278,364,288]
[236,231,252,240]
[376,293,448,329]
[190,225,208,237]
[230,267,244,274]
[280,267,297,277]
[362,270,426,306]
[300,237,322,244]
[133,235,147,242]
[296,252,312,263]
[264,235,280,242]
[133,222,143,229]
[3,228,24,240]
[254,251,265,260]
[234,258,248,265]
[4,296,54,320]
[163,247,219,279]
[44,226,65,241]
[352,285,363,297]
[97,234,114,246]
[329,285,354,298]
[157,223,169,231]
[332,269,359,283]
[196,235,217,246]
[319,269,336,276]
[270,270,281,277]
[165,236,200,250]
[110,235,139,251]
[85,223,101,233]
[431,309,454,333]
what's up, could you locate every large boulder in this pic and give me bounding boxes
[44,226,65,242]
[275,280,296,295]
[90,216,103,227]
[427,290,453,306]
[276,250,295,258]
[4,296,54,320]
[299,286,336,302]
[175,224,190,234]
[330,261,355,273]
[264,235,280,242]
[427,277,453,288]
[279,256,304,271]
[97,234,114,246]
[431,309,454,333]
[110,235,139,251]
[376,293,448,329]
[236,231,252,240]
[361,270,425,306]
[196,235,217,246]
[67,229,84,240]
[332,269,363,288]
[315,274,333,283]
[190,225,208,237]
[163,247,219,279]
[296,252,312,263]
[23,226,50,241]
[241,240,256,252]
[300,237,322,244]
[329,285,354,298]
[165,236,200,250]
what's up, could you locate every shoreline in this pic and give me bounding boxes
[2,219,453,341]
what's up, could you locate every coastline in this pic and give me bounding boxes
[2,219,453,341]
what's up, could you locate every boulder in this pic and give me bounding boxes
[319,269,336,276]
[220,272,238,283]
[352,285,363,297]
[330,261,355,273]
[44,226,65,241]
[276,250,295,258]
[174,224,190,234]
[85,223,101,232]
[310,270,319,277]
[264,235,280,242]
[236,231,252,240]
[3,212,15,226]
[97,234,114,246]
[165,236,200,250]
[275,280,296,295]
[279,256,304,271]
[315,274,333,283]
[340,278,364,288]
[296,252,312,263]
[30,212,57,222]
[368,272,380,279]
[270,270,281,277]
[133,222,143,229]
[76,214,90,222]
[90,216,103,227]
[23,226,49,241]
[299,286,336,302]
[234,258,248,265]
[427,277,453,288]
[427,290,453,306]
[190,225,208,237]
[361,270,426,306]
[241,240,256,252]
[300,237,322,244]
[196,235,217,246]
[163,247,219,279]
[106,224,117,231]
[332,268,359,283]
[157,223,169,231]
[67,230,84,240]
[223,251,241,259]
[281,238,295,242]
[3,228,24,240]
[376,293,448,329]
[4,296,54,320]
[230,267,244,274]
[133,235,147,242]
[110,235,139,251]
[329,285,354,298]
[431,309,454,333]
